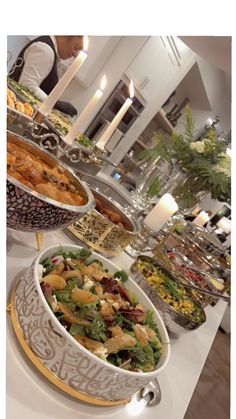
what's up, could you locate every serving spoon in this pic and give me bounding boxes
[166,249,230,302]
[177,280,230,303]
[170,248,224,287]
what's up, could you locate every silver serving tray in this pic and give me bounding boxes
[80,173,136,210]
[163,248,222,292]
[91,188,140,233]
[130,255,206,339]
[7,82,94,156]
[43,118,94,156]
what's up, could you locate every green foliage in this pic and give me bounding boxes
[183,104,195,143]
[147,176,162,198]
[137,106,231,202]
[138,131,173,162]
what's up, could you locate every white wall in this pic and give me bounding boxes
[7,36,29,71]
[164,59,231,137]
[174,107,218,137]
[103,49,197,170]
[197,57,231,134]
[60,36,148,116]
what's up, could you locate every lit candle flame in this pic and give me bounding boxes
[83,35,89,52]
[100,75,107,91]
[129,80,134,98]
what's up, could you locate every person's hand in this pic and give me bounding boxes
[54,100,78,117]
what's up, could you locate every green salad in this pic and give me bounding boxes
[135,258,205,324]
[39,247,163,372]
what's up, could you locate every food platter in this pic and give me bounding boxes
[7,77,42,107]
[7,79,95,154]
[130,255,206,338]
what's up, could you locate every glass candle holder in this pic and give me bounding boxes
[124,224,160,258]
[130,156,173,212]
[125,194,179,258]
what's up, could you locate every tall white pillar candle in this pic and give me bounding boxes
[192,211,210,226]
[39,36,89,117]
[144,193,178,232]
[63,75,107,145]
[96,80,134,150]
[216,217,231,234]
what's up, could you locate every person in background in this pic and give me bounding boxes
[9,36,82,117]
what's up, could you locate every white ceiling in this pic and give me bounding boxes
[179,36,231,74]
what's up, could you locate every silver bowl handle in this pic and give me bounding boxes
[138,378,162,407]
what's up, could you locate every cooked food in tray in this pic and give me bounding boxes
[167,251,211,289]
[94,197,130,230]
[166,250,225,291]
[133,257,205,325]
[47,110,94,149]
[39,247,164,372]
[7,141,86,206]
[7,88,34,117]
[47,109,75,135]
[8,79,94,150]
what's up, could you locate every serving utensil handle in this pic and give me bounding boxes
[181,282,230,303]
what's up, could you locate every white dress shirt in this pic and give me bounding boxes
[19,36,58,101]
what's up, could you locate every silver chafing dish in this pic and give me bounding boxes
[66,175,140,258]
[130,255,206,339]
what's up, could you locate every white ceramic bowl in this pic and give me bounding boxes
[14,244,170,402]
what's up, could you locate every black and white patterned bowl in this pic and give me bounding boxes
[7,131,95,232]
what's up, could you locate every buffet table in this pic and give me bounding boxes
[6,228,228,419]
